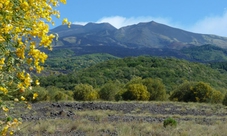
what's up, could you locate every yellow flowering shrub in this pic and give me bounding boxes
[0,0,70,135]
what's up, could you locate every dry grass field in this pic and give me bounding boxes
[12,101,227,136]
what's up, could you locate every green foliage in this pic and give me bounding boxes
[84,91,99,101]
[45,86,74,101]
[44,52,119,72]
[73,84,99,101]
[181,44,227,62]
[99,82,121,101]
[163,117,177,128]
[210,90,224,104]
[24,86,49,103]
[170,81,223,103]
[114,89,126,101]
[192,82,213,102]
[222,93,227,106]
[53,91,73,101]
[122,84,150,101]
[142,78,167,101]
[40,56,227,93]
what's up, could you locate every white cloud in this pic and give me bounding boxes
[96,16,174,29]
[188,12,227,37]
[73,16,176,29]
[73,21,88,26]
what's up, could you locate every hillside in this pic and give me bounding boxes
[39,56,227,92]
[46,21,227,63]
[51,21,227,49]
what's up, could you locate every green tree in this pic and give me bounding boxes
[99,82,121,101]
[122,84,150,101]
[170,81,223,103]
[143,78,167,101]
[73,84,98,101]
[222,93,227,106]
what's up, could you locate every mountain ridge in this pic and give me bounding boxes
[48,21,227,62]
[51,21,227,49]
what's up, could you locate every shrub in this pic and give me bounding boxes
[53,91,73,101]
[170,81,222,103]
[210,90,224,104]
[142,78,167,101]
[114,89,126,101]
[73,84,98,101]
[24,86,48,103]
[99,82,120,101]
[191,82,213,102]
[163,117,177,128]
[222,93,227,106]
[84,91,99,101]
[122,84,150,101]
[169,81,195,102]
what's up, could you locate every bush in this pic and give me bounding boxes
[45,86,73,101]
[163,117,177,128]
[142,78,167,101]
[222,93,227,106]
[73,84,98,101]
[170,81,222,103]
[169,81,195,102]
[122,84,150,101]
[99,82,120,101]
[53,91,73,101]
[84,91,99,101]
[23,86,48,103]
[192,82,213,102]
[114,89,126,101]
[210,90,224,104]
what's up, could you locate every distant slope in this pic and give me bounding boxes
[40,56,227,92]
[114,21,227,49]
[44,50,119,72]
[181,44,227,62]
[50,21,227,49]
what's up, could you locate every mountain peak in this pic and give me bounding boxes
[84,22,116,30]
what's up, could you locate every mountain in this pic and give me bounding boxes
[48,21,227,62]
[114,21,227,49]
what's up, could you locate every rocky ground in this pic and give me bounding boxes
[13,101,227,136]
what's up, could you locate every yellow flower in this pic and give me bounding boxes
[16,47,25,59]
[62,18,68,25]
[33,93,38,99]
[35,80,40,86]
[0,87,8,94]
[17,83,25,92]
[0,58,5,65]
[10,131,14,135]
[27,104,32,109]
[60,0,67,4]
[2,106,9,112]
[0,35,5,42]
[20,96,26,101]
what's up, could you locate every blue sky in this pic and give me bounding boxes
[53,0,227,36]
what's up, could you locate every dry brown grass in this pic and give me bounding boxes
[13,101,227,136]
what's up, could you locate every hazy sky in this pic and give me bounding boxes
[53,0,227,36]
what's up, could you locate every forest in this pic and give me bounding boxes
[15,55,227,105]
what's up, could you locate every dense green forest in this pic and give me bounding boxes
[39,56,227,93]
[0,54,220,104]
[181,44,227,62]
[43,49,119,72]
